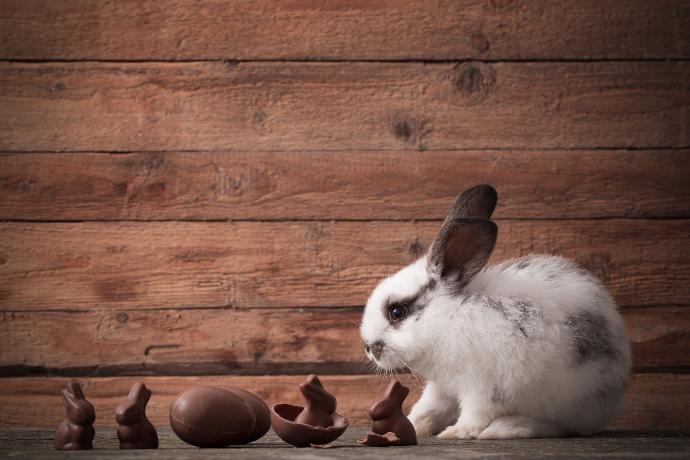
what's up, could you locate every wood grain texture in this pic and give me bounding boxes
[0,308,367,376]
[3,430,690,459]
[0,0,688,60]
[0,0,687,438]
[1,220,688,310]
[0,374,687,430]
[4,430,689,459]
[1,61,689,152]
[625,307,690,371]
[2,150,689,220]
[3,429,690,459]
[0,307,687,376]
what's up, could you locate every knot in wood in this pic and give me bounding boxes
[453,62,496,95]
[390,114,430,149]
[116,312,129,324]
[470,32,490,54]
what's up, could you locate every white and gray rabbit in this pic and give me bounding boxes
[360,184,631,439]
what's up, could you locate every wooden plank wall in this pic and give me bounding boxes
[0,1,689,430]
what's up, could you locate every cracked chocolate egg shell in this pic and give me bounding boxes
[170,386,260,447]
[271,403,348,447]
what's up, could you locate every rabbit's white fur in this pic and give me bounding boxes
[360,187,631,440]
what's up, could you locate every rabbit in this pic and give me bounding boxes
[115,382,159,449]
[294,374,337,428]
[54,380,96,450]
[367,380,417,445]
[360,184,631,439]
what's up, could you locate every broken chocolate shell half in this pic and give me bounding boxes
[271,375,348,447]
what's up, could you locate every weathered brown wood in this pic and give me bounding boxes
[2,428,690,459]
[0,0,687,60]
[0,307,687,376]
[2,150,689,220]
[1,220,688,310]
[0,308,367,376]
[618,374,690,432]
[1,62,688,152]
[624,307,690,370]
[0,374,687,430]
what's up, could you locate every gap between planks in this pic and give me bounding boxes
[2,364,688,378]
[2,217,690,223]
[2,146,690,154]
[2,58,690,64]
[0,303,683,314]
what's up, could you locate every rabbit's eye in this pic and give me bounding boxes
[388,303,408,322]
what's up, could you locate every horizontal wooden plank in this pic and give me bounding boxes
[2,150,689,220]
[625,307,690,370]
[0,374,687,430]
[1,220,688,310]
[0,308,366,376]
[4,429,690,458]
[1,62,688,151]
[0,307,687,376]
[0,1,687,60]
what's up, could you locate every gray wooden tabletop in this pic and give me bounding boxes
[2,428,689,459]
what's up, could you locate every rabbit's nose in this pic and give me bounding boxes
[370,341,386,359]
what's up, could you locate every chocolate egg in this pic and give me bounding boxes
[223,387,271,443]
[170,386,268,447]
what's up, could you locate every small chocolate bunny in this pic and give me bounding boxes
[294,374,336,428]
[115,382,158,449]
[54,381,96,450]
[361,380,417,446]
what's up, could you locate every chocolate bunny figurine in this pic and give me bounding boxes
[54,380,96,450]
[294,374,336,428]
[361,380,417,446]
[271,374,349,447]
[115,382,159,449]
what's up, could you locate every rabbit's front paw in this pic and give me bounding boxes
[411,414,444,436]
[437,422,486,440]
[408,382,459,436]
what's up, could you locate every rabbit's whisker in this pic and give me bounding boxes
[348,318,361,328]
[397,357,424,394]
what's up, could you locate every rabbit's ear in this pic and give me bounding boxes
[395,383,409,403]
[62,388,80,410]
[444,184,497,222]
[385,381,409,404]
[428,218,497,287]
[304,374,323,389]
[66,381,84,400]
[129,382,151,405]
[384,381,399,399]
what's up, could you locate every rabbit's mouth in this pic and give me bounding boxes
[368,348,401,373]
[364,340,392,368]
[368,354,383,368]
